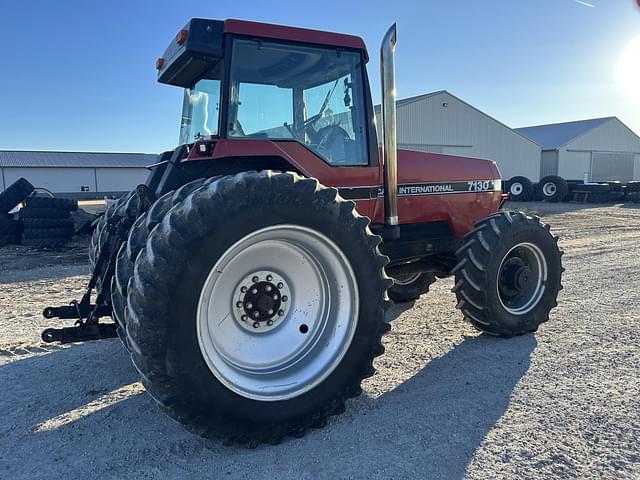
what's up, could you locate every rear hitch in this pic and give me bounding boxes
[42,323,117,344]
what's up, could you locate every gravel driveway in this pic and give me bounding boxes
[0,202,638,479]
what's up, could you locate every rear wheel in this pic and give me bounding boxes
[387,272,436,302]
[452,211,563,337]
[123,171,391,445]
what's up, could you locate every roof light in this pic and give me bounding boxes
[176,29,188,45]
[155,57,165,70]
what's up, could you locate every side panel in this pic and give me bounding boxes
[371,149,502,238]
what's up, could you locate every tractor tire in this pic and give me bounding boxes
[23,227,74,239]
[506,176,533,202]
[628,191,640,203]
[111,177,215,334]
[452,211,563,337]
[18,208,70,219]
[22,217,74,229]
[0,218,23,234]
[122,171,391,445]
[88,192,141,293]
[0,178,34,214]
[387,272,436,302]
[25,196,78,211]
[0,233,21,247]
[535,175,568,203]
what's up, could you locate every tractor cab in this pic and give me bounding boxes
[157,19,379,168]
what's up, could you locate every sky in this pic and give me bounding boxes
[0,0,639,154]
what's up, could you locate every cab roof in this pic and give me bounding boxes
[223,19,369,62]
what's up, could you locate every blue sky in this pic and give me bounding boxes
[1,0,639,153]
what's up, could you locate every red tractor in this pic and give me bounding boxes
[43,19,563,445]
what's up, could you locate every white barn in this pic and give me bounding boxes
[0,151,157,199]
[376,90,542,181]
[516,117,640,182]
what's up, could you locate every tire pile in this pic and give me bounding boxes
[506,175,640,204]
[0,177,79,249]
[19,197,78,248]
[0,178,34,248]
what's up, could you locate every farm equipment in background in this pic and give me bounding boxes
[41,19,564,445]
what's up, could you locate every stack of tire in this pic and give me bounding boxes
[606,181,625,203]
[19,196,78,248]
[0,178,34,248]
[626,181,640,203]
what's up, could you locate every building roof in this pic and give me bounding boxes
[515,117,615,150]
[0,151,157,168]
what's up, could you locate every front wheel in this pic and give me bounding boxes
[123,171,392,445]
[452,211,564,337]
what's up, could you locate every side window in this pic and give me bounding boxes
[180,79,221,144]
[230,83,294,138]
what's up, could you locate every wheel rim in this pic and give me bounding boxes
[510,182,523,196]
[196,224,359,401]
[497,242,547,315]
[542,182,556,197]
[391,271,421,286]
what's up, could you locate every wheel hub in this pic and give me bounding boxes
[234,271,290,332]
[497,243,547,315]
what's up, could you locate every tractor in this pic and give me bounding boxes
[42,19,563,446]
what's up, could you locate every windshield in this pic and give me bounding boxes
[179,63,222,143]
[228,38,369,166]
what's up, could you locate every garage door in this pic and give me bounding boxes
[591,153,635,182]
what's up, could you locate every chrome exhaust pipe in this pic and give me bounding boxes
[380,23,398,226]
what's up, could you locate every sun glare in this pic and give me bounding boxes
[618,34,640,104]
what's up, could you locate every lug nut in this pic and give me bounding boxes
[246,302,253,309]
[282,295,288,302]
[266,275,273,281]
[252,322,260,329]
[241,315,248,321]
[253,311,260,319]
[277,282,284,289]
[273,294,278,300]
[265,285,272,292]
[278,310,284,316]
[236,301,243,308]
[252,276,259,283]
[267,319,274,326]
[267,309,274,315]
[241,286,247,293]
[252,288,258,294]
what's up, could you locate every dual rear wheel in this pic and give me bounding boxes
[112,171,391,445]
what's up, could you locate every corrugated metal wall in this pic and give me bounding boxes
[378,92,542,181]
[1,167,149,197]
[558,118,640,180]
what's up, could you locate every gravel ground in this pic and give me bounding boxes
[0,202,638,479]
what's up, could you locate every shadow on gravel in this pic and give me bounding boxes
[0,333,536,479]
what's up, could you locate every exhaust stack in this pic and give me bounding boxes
[380,23,398,226]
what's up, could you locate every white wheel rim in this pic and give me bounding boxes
[497,242,548,315]
[510,182,523,196]
[196,224,359,401]
[542,182,556,197]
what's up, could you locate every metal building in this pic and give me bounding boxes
[376,90,542,181]
[0,151,156,199]
[516,117,640,182]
